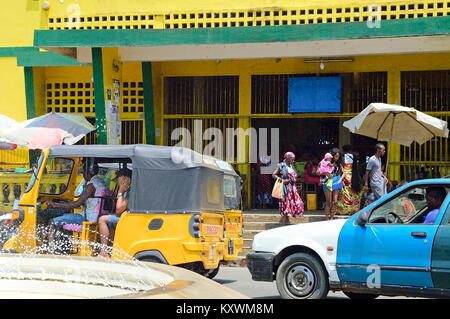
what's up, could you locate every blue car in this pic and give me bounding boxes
[247,179,450,299]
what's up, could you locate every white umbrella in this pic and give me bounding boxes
[0,113,19,129]
[343,103,449,174]
[0,112,96,149]
[0,114,19,150]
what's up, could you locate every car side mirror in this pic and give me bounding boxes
[355,211,369,226]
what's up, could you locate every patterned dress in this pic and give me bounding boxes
[278,163,304,218]
[336,161,362,215]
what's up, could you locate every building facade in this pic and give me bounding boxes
[0,0,449,207]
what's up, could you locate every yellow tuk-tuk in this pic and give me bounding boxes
[3,144,243,276]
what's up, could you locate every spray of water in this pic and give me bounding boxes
[0,221,174,298]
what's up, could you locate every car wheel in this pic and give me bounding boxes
[343,291,379,299]
[276,252,329,299]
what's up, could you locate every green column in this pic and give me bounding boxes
[24,66,38,167]
[23,67,36,119]
[92,48,107,144]
[142,62,155,145]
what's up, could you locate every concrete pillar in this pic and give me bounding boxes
[387,69,401,182]
[238,74,252,208]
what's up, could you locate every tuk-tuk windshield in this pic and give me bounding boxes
[39,157,74,195]
[25,152,45,193]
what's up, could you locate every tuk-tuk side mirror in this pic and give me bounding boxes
[355,211,369,227]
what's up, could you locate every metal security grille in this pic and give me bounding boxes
[251,75,290,114]
[399,70,450,181]
[48,1,450,30]
[164,76,239,115]
[351,72,388,113]
[121,120,144,144]
[45,82,95,116]
[164,118,239,161]
[401,70,449,112]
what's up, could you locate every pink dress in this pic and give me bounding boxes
[318,160,334,175]
[279,168,304,218]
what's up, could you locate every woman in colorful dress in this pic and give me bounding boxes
[323,148,346,220]
[272,152,304,226]
[336,144,362,215]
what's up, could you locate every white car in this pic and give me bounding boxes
[247,179,450,299]
[248,218,346,299]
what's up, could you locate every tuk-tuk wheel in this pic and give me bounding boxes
[205,265,220,279]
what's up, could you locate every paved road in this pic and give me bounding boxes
[214,266,419,299]
[214,265,348,299]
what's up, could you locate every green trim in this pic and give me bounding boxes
[23,67,36,119]
[0,46,38,57]
[34,16,450,48]
[0,46,88,67]
[92,48,107,144]
[17,51,89,67]
[142,62,155,145]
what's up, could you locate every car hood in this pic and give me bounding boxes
[252,219,348,254]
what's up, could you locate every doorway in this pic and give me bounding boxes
[250,117,339,209]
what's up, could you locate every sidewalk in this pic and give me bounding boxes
[243,208,326,216]
[225,207,348,267]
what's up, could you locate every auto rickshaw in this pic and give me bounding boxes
[2,144,243,276]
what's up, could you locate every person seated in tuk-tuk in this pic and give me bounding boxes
[46,163,108,252]
[98,168,132,258]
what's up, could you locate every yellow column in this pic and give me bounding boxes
[238,74,251,209]
[387,69,401,182]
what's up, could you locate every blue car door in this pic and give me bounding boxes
[337,183,444,289]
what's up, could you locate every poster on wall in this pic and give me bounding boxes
[288,77,342,113]
[106,101,121,145]
[106,79,122,145]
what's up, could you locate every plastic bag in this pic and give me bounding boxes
[272,178,284,199]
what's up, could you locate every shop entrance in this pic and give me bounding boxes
[250,117,340,209]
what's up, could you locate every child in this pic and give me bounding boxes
[318,153,334,189]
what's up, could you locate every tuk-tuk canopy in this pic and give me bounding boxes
[49,144,236,172]
[48,144,239,214]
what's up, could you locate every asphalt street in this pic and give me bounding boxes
[213,266,421,299]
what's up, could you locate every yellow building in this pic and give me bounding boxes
[0,0,449,207]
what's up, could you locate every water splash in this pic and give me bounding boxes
[0,221,175,298]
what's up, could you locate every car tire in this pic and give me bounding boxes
[343,291,379,299]
[276,252,329,299]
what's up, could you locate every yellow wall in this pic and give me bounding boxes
[0,58,27,121]
[0,1,43,47]
[156,53,450,77]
